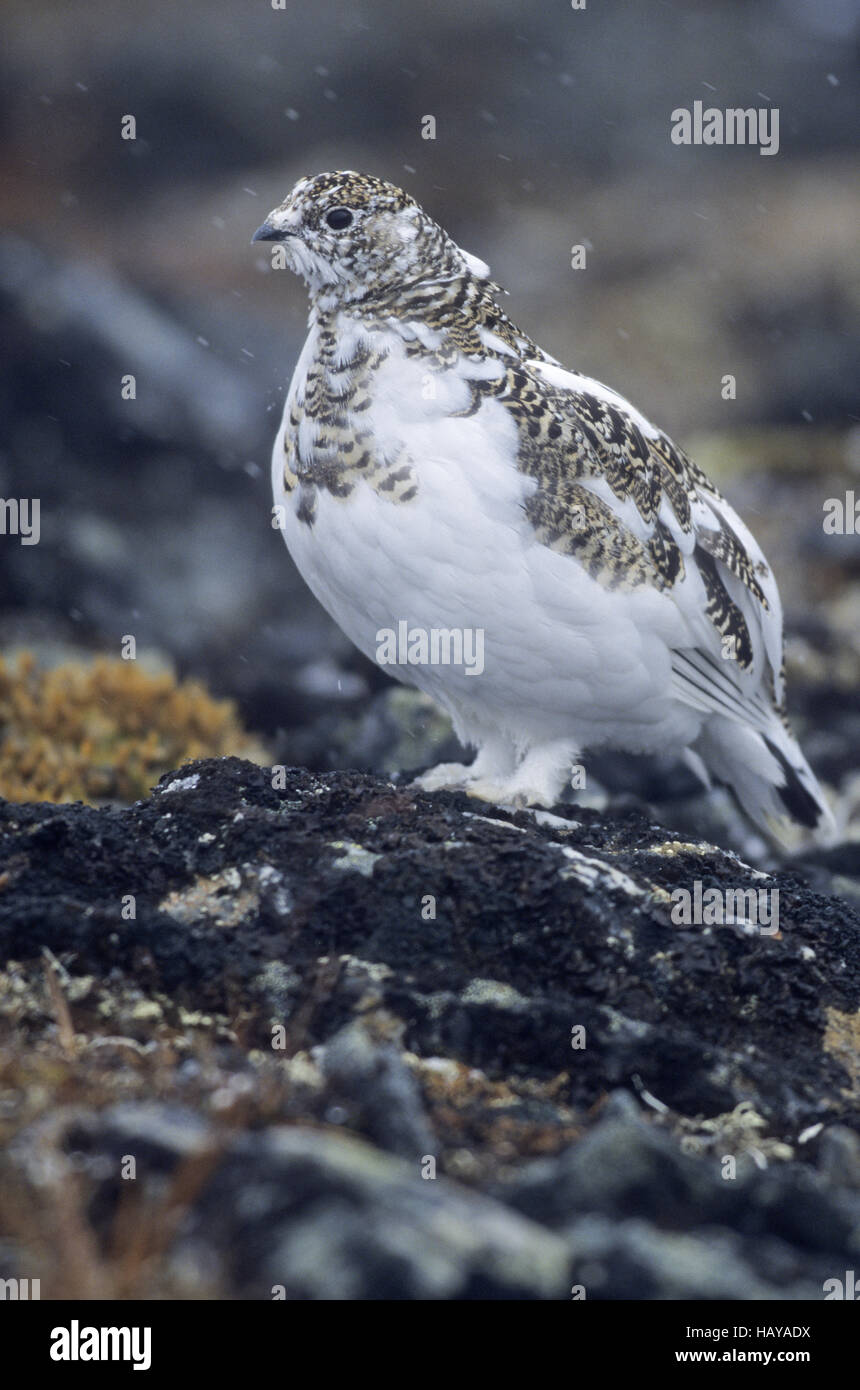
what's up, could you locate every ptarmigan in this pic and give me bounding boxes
[252,170,834,845]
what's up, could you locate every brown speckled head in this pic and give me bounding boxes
[252,170,491,303]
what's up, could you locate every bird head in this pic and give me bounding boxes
[251,170,491,304]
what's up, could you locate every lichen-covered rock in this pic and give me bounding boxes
[0,756,858,1298]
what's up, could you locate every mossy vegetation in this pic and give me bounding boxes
[0,654,268,805]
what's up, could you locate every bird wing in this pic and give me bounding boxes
[513,358,786,730]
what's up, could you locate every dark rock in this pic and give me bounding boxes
[564,1216,803,1300]
[1,756,858,1298]
[318,1021,437,1162]
[26,1105,571,1300]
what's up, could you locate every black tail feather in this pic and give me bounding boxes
[762,736,823,830]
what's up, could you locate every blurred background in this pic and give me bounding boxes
[0,0,858,844]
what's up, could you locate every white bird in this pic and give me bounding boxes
[252,170,834,846]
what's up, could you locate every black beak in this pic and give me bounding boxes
[251,220,292,244]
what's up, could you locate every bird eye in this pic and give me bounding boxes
[325,207,354,231]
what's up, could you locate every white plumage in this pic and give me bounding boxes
[253,171,834,846]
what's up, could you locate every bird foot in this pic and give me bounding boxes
[412,762,477,793]
[465,778,547,810]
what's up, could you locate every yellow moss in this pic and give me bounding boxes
[0,653,269,805]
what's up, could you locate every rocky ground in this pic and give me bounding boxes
[1,0,858,1302]
[1,756,858,1299]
